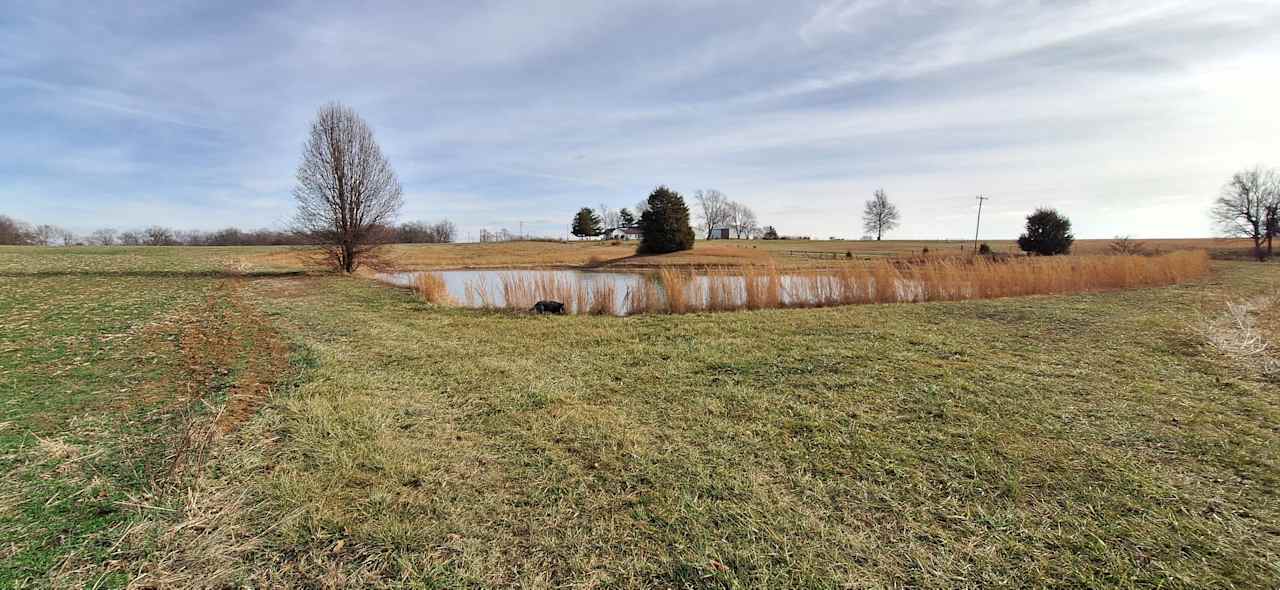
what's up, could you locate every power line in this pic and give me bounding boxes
[973,195,989,251]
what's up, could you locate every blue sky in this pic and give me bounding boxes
[2,1,1278,240]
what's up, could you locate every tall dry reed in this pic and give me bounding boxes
[586,278,619,315]
[623,277,663,315]
[412,272,451,304]
[446,251,1209,316]
[658,267,693,314]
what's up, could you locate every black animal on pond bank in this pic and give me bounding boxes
[531,300,566,314]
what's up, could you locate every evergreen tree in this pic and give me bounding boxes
[571,207,602,239]
[1017,208,1074,255]
[761,226,780,240]
[619,208,636,228]
[638,186,695,254]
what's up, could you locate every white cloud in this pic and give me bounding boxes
[1,1,1278,239]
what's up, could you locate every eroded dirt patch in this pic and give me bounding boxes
[165,278,291,480]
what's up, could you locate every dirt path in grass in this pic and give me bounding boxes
[162,275,292,480]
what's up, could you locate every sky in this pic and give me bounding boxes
[2,1,1279,241]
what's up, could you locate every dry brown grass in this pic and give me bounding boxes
[411,272,451,304]
[656,267,692,314]
[238,238,1251,274]
[1200,295,1280,380]
[586,278,619,316]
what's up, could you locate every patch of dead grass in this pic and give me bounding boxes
[1200,295,1280,380]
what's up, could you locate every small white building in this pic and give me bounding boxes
[708,227,732,239]
[603,227,643,240]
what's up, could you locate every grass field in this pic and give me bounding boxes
[2,244,1278,588]
[243,237,1259,272]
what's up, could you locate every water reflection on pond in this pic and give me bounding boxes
[379,269,645,313]
[376,267,923,315]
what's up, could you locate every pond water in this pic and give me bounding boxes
[378,269,646,312]
[377,268,930,315]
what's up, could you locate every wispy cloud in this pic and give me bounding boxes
[1,1,1278,239]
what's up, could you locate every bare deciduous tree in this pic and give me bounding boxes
[694,189,731,239]
[58,228,76,246]
[90,228,118,246]
[1212,166,1279,260]
[292,102,403,272]
[727,201,758,238]
[145,226,175,245]
[862,188,900,241]
[0,215,32,245]
[33,224,58,246]
[119,231,142,246]
[597,203,620,231]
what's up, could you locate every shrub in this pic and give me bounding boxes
[1109,236,1147,256]
[1017,208,1074,256]
[637,186,695,254]
[978,243,992,255]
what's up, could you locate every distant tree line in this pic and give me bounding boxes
[394,220,457,243]
[0,217,77,246]
[477,227,558,242]
[0,214,455,247]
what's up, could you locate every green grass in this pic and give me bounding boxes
[2,246,1277,588]
[0,246,290,588]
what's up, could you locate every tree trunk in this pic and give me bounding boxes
[342,243,356,273]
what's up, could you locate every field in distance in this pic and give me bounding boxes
[244,237,1258,272]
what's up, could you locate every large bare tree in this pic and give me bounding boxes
[293,102,403,272]
[727,201,758,238]
[694,189,731,238]
[862,188,900,241]
[1212,166,1279,260]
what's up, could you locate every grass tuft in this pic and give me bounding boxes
[411,272,451,304]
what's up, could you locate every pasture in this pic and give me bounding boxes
[1,243,1277,588]
[245,237,1258,271]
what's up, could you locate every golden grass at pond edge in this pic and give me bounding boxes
[412,251,1211,314]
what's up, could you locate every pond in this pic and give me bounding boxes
[378,269,645,313]
[377,268,929,315]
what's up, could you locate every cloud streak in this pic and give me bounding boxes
[1,0,1278,240]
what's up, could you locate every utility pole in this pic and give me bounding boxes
[973,195,989,251]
